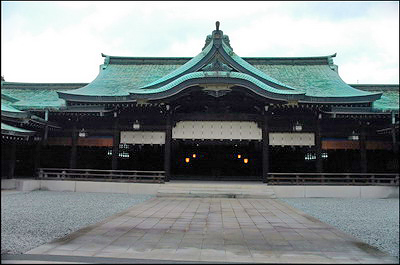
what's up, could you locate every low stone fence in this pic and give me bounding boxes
[37,168,165,183]
[266,173,399,186]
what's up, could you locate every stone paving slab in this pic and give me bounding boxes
[22,197,398,264]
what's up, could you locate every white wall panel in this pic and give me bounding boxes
[120,131,165,144]
[269,133,315,146]
[172,121,261,140]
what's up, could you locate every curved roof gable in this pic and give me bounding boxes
[58,22,382,105]
[130,23,307,102]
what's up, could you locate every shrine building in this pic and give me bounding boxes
[1,22,399,181]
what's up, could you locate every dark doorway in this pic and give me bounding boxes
[171,140,262,180]
[118,144,164,171]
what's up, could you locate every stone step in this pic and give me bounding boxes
[159,184,271,189]
[156,192,276,198]
[156,183,276,198]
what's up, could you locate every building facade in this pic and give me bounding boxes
[2,23,399,180]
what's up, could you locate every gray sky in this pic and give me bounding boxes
[1,1,399,84]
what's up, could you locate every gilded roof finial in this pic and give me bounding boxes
[216,21,220,31]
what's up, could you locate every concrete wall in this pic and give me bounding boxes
[15,179,41,191]
[272,185,399,198]
[1,179,17,190]
[2,179,399,198]
[74,181,161,195]
[6,179,160,195]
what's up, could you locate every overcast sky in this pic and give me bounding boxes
[1,1,399,84]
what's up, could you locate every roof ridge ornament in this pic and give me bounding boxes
[202,57,232,72]
[202,21,232,50]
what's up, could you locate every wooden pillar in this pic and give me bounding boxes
[44,109,49,141]
[359,123,367,173]
[391,112,398,154]
[315,115,323,173]
[262,113,269,183]
[164,110,172,181]
[112,116,120,170]
[70,123,77,169]
[34,139,42,173]
[9,142,17,179]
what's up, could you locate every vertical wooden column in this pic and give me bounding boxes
[315,115,323,173]
[112,115,120,170]
[391,112,398,154]
[262,113,269,183]
[9,142,17,179]
[164,110,172,182]
[359,123,367,173]
[34,138,42,173]
[70,123,78,169]
[44,109,49,141]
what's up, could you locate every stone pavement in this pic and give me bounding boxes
[20,198,398,263]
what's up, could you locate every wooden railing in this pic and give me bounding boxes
[266,173,399,186]
[37,168,165,183]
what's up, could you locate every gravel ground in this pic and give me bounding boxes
[280,198,399,258]
[1,191,153,254]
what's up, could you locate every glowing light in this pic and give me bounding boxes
[185,157,190,163]
[237,154,242,159]
[192,154,197,158]
[243,158,248,164]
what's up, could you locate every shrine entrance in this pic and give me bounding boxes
[171,121,262,180]
[170,120,263,180]
[171,140,262,180]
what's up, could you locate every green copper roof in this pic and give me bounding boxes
[131,71,305,98]
[59,63,182,97]
[349,85,399,111]
[139,40,214,89]
[1,102,24,113]
[3,25,389,106]
[1,82,86,110]
[1,93,19,104]
[372,91,399,111]
[252,64,380,99]
[221,42,298,90]
[1,122,35,133]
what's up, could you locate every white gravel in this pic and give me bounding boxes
[280,198,399,258]
[1,190,153,254]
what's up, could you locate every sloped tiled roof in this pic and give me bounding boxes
[253,63,375,99]
[1,122,35,133]
[2,25,394,108]
[1,82,86,110]
[350,84,399,111]
[57,26,381,104]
